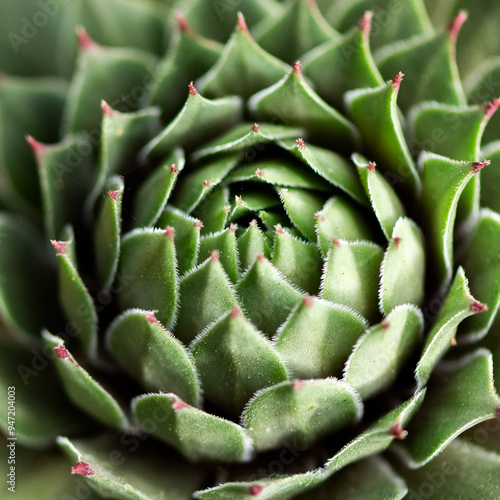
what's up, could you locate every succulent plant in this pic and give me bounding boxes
[3,0,500,498]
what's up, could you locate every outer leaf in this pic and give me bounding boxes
[106,310,201,406]
[194,186,231,235]
[237,219,271,270]
[243,379,362,451]
[133,393,253,463]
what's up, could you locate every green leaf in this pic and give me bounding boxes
[315,196,377,256]
[379,217,425,314]
[345,75,420,197]
[175,251,238,344]
[236,254,303,336]
[194,186,232,235]
[272,226,322,294]
[302,11,383,110]
[399,349,500,467]
[133,393,253,463]
[190,307,288,415]
[94,176,123,290]
[375,12,466,112]
[420,152,487,293]
[237,220,271,270]
[144,85,242,158]
[416,267,487,388]
[481,141,500,213]
[459,210,500,342]
[132,149,184,228]
[249,63,359,150]
[321,239,384,323]
[52,226,98,361]
[196,14,290,100]
[58,434,206,500]
[344,305,423,399]
[274,296,367,379]
[117,227,178,329]
[43,331,129,429]
[106,309,200,406]
[254,0,340,64]
[243,378,362,451]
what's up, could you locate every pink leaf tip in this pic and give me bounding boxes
[484,99,500,121]
[332,238,341,248]
[231,306,242,319]
[471,160,490,174]
[145,311,160,324]
[256,253,265,263]
[470,301,488,314]
[448,11,467,42]
[249,485,264,497]
[194,220,204,229]
[170,163,179,174]
[296,138,306,150]
[292,379,306,391]
[255,168,264,178]
[203,179,211,188]
[101,100,115,116]
[315,211,325,223]
[237,12,249,33]
[51,240,67,255]
[76,28,97,50]
[235,195,244,206]
[175,11,191,33]
[293,60,302,78]
[108,190,119,202]
[210,250,220,262]
[393,237,402,248]
[165,226,175,241]
[26,135,47,161]
[368,161,376,172]
[55,345,70,360]
[390,423,408,440]
[252,123,260,133]
[171,395,190,411]
[72,462,94,476]
[359,11,373,36]
[392,72,404,92]
[229,223,238,233]
[303,295,315,309]
[382,319,391,329]
[275,223,284,234]
[188,82,199,96]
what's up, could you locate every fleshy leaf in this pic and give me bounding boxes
[194,186,231,235]
[321,239,384,323]
[274,296,367,379]
[237,220,271,270]
[236,254,303,336]
[379,217,425,314]
[243,378,362,451]
[175,251,238,344]
[481,141,500,213]
[344,305,423,399]
[43,331,129,429]
[117,227,178,330]
[249,63,359,149]
[399,349,500,467]
[190,307,288,415]
[132,393,253,463]
[415,266,487,388]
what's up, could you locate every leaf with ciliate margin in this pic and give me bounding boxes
[419,151,487,294]
[106,310,201,407]
[321,239,384,323]
[237,220,271,270]
[375,12,466,113]
[236,254,303,336]
[344,305,423,400]
[415,266,486,388]
[274,296,367,379]
[394,439,500,500]
[156,207,202,276]
[243,378,362,452]
[117,227,178,330]
[352,153,405,240]
[58,434,205,500]
[458,210,500,342]
[132,393,253,463]
[249,64,359,150]
[52,226,98,362]
[43,331,129,429]
[345,75,420,197]
[143,86,242,159]
[94,176,123,290]
[196,14,290,100]
[272,226,322,294]
[195,186,231,235]
[315,196,377,256]
[63,35,157,134]
[379,217,425,314]
[132,149,184,228]
[302,11,383,110]
[190,307,288,415]
[175,251,238,344]
[397,349,500,467]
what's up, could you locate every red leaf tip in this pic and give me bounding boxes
[231,306,242,319]
[471,160,490,174]
[229,223,238,233]
[55,345,70,360]
[203,179,211,188]
[194,220,204,229]
[275,223,284,234]
[333,238,341,248]
[293,61,302,78]
[145,312,159,324]
[76,28,97,50]
[303,295,315,309]
[100,100,115,116]
[292,379,306,391]
[256,253,265,263]
[390,423,408,440]
[210,250,220,262]
[448,11,467,42]
[51,240,67,255]
[26,135,47,161]
[470,301,487,314]
[165,226,175,241]
[484,99,500,121]
[296,138,306,150]
[368,161,376,172]
[237,12,249,33]
[359,11,373,36]
[171,395,190,411]
[175,11,191,33]
[188,82,199,96]
[170,163,179,174]
[392,72,404,92]
[255,168,264,178]
[393,237,402,248]
[72,462,94,476]
[108,190,119,202]
[315,211,325,223]
[252,123,260,133]
[249,485,264,497]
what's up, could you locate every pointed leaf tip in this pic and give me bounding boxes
[252,123,260,133]
[360,11,373,35]
[71,462,94,476]
[303,295,315,308]
[237,12,249,33]
[292,379,306,390]
[175,11,191,33]
[393,236,402,248]
[392,72,404,92]
[296,138,306,150]
[76,27,97,50]
[368,161,376,172]
[293,60,302,78]
[255,168,264,178]
[145,311,159,324]
[231,306,241,319]
[165,226,175,241]
[275,223,284,234]
[171,394,190,410]
[448,11,468,41]
[188,82,199,96]
[108,189,119,202]
[51,240,67,255]
[250,485,264,496]
[315,211,325,222]
[54,344,70,359]
[171,163,179,174]
[210,250,220,262]
[470,301,488,314]
[390,423,408,440]
[26,135,47,161]
[229,223,238,233]
[194,220,204,229]
[256,252,265,263]
[100,100,114,116]
[332,237,342,248]
[203,179,211,188]
[471,160,490,174]
[484,99,500,121]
